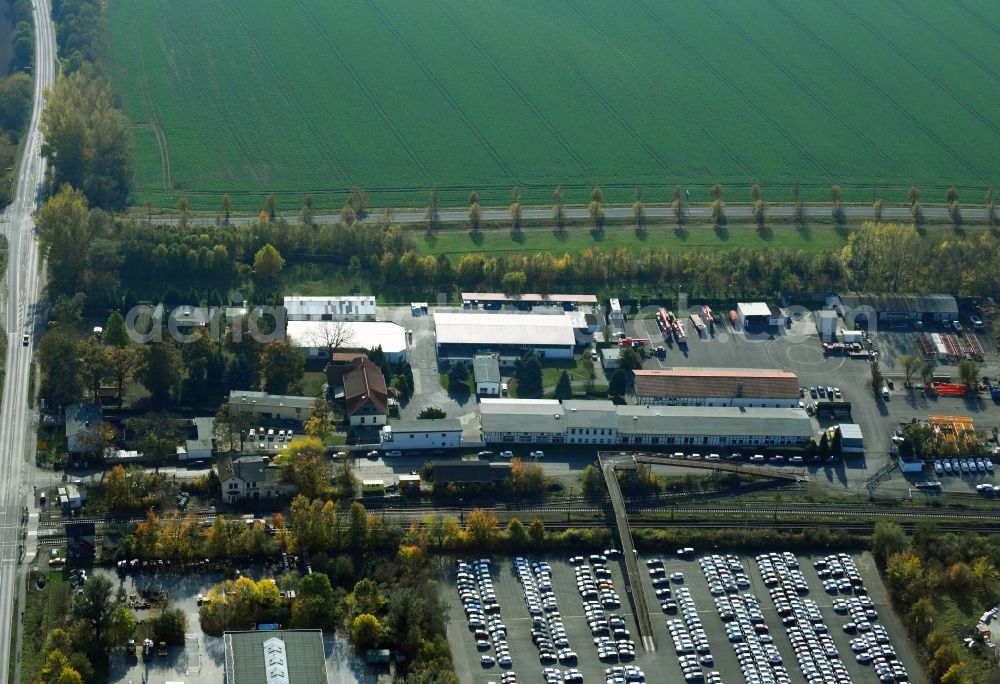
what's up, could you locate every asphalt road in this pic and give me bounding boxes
[151,201,992,228]
[0,0,55,675]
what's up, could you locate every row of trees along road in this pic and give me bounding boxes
[0,0,33,204]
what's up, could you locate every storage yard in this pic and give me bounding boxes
[444,551,921,684]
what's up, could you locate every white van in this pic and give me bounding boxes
[881,385,890,401]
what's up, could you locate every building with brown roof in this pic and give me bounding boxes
[324,352,369,389]
[634,368,800,408]
[344,360,389,427]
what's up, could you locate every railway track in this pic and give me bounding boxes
[38,500,1000,531]
[36,516,1000,547]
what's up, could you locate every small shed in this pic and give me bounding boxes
[601,347,622,371]
[473,354,502,396]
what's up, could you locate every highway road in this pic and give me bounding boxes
[0,0,55,675]
[150,200,994,228]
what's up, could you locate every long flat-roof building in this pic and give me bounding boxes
[435,312,576,363]
[285,320,407,363]
[480,398,567,443]
[283,295,376,321]
[833,293,958,326]
[616,406,813,447]
[634,368,800,408]
[479,399,814,448]
[461,292,598,309]
[228,391,314,423]
[380,418,463,450]
[223,629,328,684]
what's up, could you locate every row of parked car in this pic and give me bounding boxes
[756,552,850,684]
[667,583,721,684]
[515,557,581,680]
[568,553,644,683]
[699,554,787,684]
[818,554,909,683]
[456,559,513,671]
[933,457,994,476]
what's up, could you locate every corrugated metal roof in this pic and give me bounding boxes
[634,368,800,399]
[617,406,813,438]
[461,292,598,304]
[836,293,957,315]
[473,355,501,384]
[435,312,576,347]
[229,391,314,410]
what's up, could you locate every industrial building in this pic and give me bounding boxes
[461,292,598,310]
[285,320,407,363]
[223,629,329,684]
[814,309,840,342]
[634,368,801,408]
[736,302,772,329]
[228,391,314,423]
[435,312,577,363]
[283,295,376,321]
[479,399,814,448]
[564,400,619,445]
[432,460,511,486]
[832,293,958,326]
[473,354,502,396]
[480,399,568,444]
[380,419,463,450]
[837,423,865,454]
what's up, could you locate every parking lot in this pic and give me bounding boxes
[443,550,923,684]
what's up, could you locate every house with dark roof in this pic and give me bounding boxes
[343,360,389,427]
[217,454,295,503]
[633,368,800,408]
[65,403,103,454]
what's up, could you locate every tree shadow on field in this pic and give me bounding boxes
[673,226,689,241]
[510,229,526,244]
[553,227,568,242]
[714,225,729,240]
[796,220,811,238]
[590,227,605,241]
[469,230,484,246]
[422,232,438,248]
[756,224,773,241]
[634,226,648,240]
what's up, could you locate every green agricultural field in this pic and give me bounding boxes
[108,0,1000,213]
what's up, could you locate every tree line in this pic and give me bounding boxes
[872,522,1000,684]
[41,182,1000,315]
[0,0,33,204]
[40,0,132,210]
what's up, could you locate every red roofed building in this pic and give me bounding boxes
[343,360,389,426]
[633,368,800,408]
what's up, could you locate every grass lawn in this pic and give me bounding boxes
[300,371,327,398]
[109,0,1000,213]
[414,222,851,258]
